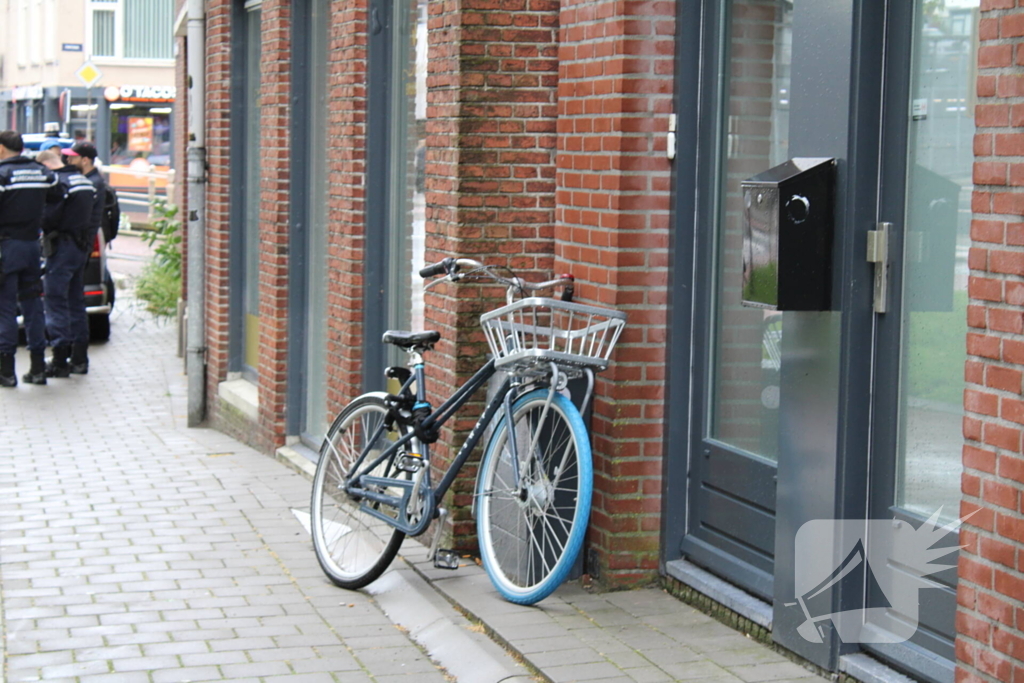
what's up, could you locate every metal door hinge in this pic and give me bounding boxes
[866,222,890,314]
[666,114,677,161]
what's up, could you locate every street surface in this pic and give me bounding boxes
[0,292,503,682]
[1,240,830,683]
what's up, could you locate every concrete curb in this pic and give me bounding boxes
[368,557,536,683]
[280,445,536,682]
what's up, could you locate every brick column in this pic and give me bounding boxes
[254,0,293,450]
[424,0,559,546]
[324,0,371,416]
[555,0,674,587]
[204,0,233,428]
[957,3,1024,682]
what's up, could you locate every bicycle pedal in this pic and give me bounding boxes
[396,452,424,473]
[433,549,460,570]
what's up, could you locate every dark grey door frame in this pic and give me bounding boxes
[660,0,702,577]
[664,0,957,676]
[227,0,253,375]
[861,1,958,679]
[362,0,395,392]
[285,0,313,436]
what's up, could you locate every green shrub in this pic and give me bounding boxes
[136,261,181,317]
[136,198,182,317]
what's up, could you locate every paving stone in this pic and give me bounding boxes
[728,661,821,682]
[0,294,828,683]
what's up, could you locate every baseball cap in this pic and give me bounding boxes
[66,141,97,159]
[39,140,63,151]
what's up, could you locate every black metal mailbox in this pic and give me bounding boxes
[741,158,836,311]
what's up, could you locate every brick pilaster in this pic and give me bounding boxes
[555,0,675,587]
[325,0,371,417]
[254,0,293,451]
[958,3,1024,682]
[204,0,233,430]
[424,0,559,545]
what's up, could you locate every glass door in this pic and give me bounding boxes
[866,0,977,676]
[385,0,428,360]
[241,1,262,380]
[301,0,330,445]
[684,0,795,602]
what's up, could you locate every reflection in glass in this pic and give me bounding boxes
[709,0,793,461]
[242,6,262,377]
[386,0,428,361]
[303,0,330,444]
[897,0,978,522]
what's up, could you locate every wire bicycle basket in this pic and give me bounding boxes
[480,297,627,376]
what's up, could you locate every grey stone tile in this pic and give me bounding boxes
[728,661,822,682]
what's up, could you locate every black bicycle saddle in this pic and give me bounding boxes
[382,330,441,350]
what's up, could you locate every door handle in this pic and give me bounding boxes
[866,222,891,314]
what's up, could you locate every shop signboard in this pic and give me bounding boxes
[103,85,176,103]
[127,117,154,152]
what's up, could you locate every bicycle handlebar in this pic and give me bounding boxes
[419,257,575,302]
[418,258,455,278]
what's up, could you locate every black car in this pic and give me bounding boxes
[82,230,115,341]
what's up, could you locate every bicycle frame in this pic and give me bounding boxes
[339,357,540,537]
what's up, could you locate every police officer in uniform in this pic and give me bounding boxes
[61,141,106,374]
[36,149,95,377]
[0,130,58,386]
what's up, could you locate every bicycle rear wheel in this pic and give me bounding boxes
[476,389,592,604]
[311,393,406,589]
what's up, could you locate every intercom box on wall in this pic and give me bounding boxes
[741,158,836,311]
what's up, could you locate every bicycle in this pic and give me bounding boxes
[310,257,626,605]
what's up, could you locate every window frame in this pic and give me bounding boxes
[87,0,174,65]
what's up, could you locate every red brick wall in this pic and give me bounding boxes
[204,0,233,430]
[254,0,293,450]
[423,0,559,545]
[957,3,1024,682]
[555,0,674,587]
[324,0,370,416]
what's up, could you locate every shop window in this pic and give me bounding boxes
[237,1,263,379]
[386,0,428,359]
[88,0,173,61]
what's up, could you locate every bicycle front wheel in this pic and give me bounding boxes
[476,389,592,604]
[311,393,406,589]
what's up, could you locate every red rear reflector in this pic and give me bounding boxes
[84,290,104,296]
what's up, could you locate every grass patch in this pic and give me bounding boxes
[136,262,181,317]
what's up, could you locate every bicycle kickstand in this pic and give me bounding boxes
[428,507,460,570]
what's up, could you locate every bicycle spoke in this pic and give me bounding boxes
[312,397,407,589]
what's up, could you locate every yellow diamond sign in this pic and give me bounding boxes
[75,62,102,88]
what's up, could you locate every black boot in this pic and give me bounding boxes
[0,353,16,388]
[22,351,47,385]
[46,345,71,378]
[69,343,89,375]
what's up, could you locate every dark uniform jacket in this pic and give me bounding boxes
[0,156,58,241]
[84,168,107,241]
[43,165,96,245]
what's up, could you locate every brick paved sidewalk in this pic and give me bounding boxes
[1,293,830,683]
[0,296,529,683]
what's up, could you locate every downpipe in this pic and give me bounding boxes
[185,0,207,427]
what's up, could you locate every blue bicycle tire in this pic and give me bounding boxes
[476,389,592,605]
